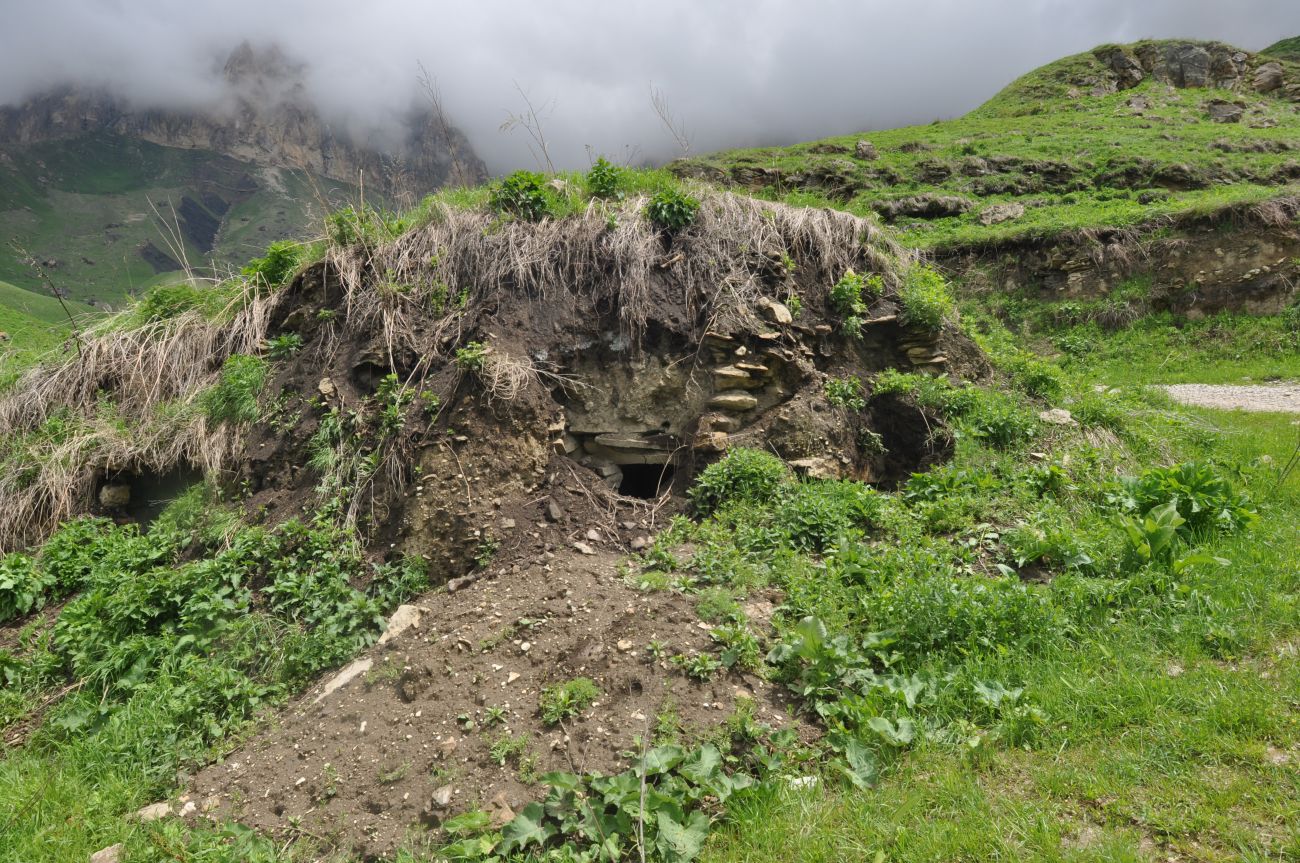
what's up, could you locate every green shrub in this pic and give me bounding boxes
[825,375,866,410]
[134,282,205,323]
[489,171,551,221]
[959,393,1037,449]
[829,270,873,336]
[775,480,884,552]
[538,677,600,725]
[898,265,955,331]
[38,517,116,593]
[689,448,789,514]
[201,354,269,425]
[585,157,623,200]
[0,553,54,623]
[455,341,488,370]
[265,333,303,360]
[241,240,303,289]
[645,188,700,231]
[1111,462,1256,537]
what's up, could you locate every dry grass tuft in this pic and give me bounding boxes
[0,287,279,550]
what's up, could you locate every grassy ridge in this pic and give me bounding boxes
[674,42,1300,249]
[1263,36,1300,62]
[0,279,91,367]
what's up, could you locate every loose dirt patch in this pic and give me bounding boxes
[1161,383,1300,413]
[190,548,808,859]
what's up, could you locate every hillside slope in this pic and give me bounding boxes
[673,39,1300,316]
[1263,35,1300,61]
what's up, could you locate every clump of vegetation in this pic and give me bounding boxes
[585,156,624,200]
[645,188,700,231]
[241,239,303,290]
[825,375,866,411]
[455,341,488,371]
[828,269,881,336]
[538,677,600,725]
[898,265,955,331]
[688,448,788,514]
[489,170,551,221]
[200,354,268,425]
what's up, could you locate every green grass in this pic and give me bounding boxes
[1263,36,1300,62]
[0,279,93,370]
[702,407,1300,863]
[675,41,1300,250]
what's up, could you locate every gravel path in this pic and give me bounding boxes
[1161,383,1300,413]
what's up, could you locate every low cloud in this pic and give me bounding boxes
[3,1,1297,174]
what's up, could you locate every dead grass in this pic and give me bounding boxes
[330,189,907,366]
[0,286,278,550]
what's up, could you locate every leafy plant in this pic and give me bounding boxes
[586,157,624,200]
[538,677,600,725]
[645,188,700,231]
[242,240,303,290]
[824,376,866,411]
[688,448,788,515]
[455,341,488,371]
[829,269,880,336]
[898,265,955,331]
[265,333,303,360]
[489,171,551,221]
[0,553,53,623]
[200,354,268,425]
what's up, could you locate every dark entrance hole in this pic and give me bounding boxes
[618,463,675,499]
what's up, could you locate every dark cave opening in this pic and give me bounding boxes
[617,463,675,499]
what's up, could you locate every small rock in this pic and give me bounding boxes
[431,785,454,808]
[979,202,1025,226]
[178,800,197,818]
[854,139,878,160]
[520,641,531,653]
[488,790,515,827]
[545,499,564,523]
[1254,61,1284,94]
[762,300,793,325]
[573,541,596,555]
[313,657,373,704]
[707,392,758,412]
[1037,408,1077,426]
[90,844,123,863]
[1206,99,1244,124]
[506,672,521,684]
[585,528,602,542]
[630,536,649,551]
[132,802,173,822]
[616,639,634,652]
[317,377,337,397]
[378,604,428,645]
[98,483,131,509]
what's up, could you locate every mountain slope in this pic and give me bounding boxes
[0,42,486,307]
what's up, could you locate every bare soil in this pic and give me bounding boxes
[190,548,807,859]
[1161,382,1300,413]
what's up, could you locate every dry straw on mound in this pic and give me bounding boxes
[333,190,909,367]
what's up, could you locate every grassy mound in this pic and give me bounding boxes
[1263,35,1300,62]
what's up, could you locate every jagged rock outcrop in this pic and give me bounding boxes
[1091,41,1300,101]
[0,42,486,195]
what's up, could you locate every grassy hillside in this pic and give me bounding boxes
[0,133,344,306]
[0,279,91,367]
[1263,36,1300,62]
[674,40,1300,250]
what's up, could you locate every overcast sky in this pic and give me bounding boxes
[3,1,1299,174]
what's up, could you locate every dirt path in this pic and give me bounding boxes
[1161,383,1300,413]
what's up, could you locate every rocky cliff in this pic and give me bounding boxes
[0,42,486,197]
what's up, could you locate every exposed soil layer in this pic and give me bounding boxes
[190,549,806,859]
[1161,382,1300,412]
[945,198,1300,317]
